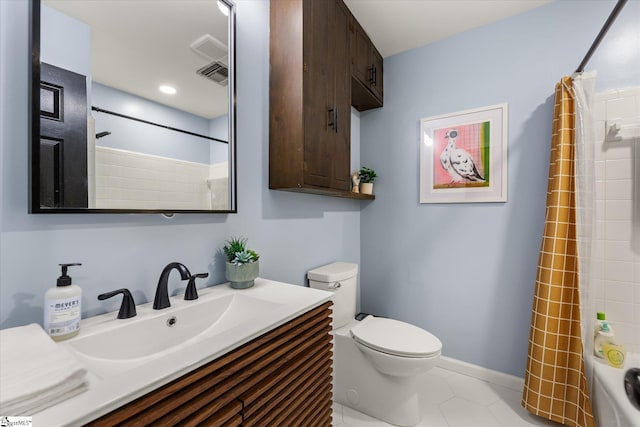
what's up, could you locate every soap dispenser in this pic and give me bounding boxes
[44,263,82,341]
[594,318,616,359]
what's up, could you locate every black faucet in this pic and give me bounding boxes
[185,273,209,301]
[98,288,137,319]
[153,262,191,310]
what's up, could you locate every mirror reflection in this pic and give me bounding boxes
[33,0,236,213]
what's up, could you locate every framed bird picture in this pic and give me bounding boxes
[419,103,508,203]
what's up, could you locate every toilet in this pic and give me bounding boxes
[307,262,442,427]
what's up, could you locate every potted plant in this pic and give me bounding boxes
[358,166,377,195]
[222,237,260,289]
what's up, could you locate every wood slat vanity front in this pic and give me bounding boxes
[86,302,333,426]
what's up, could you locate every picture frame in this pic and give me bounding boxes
[419,103,508,203]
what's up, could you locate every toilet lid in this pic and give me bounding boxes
[350,316,442,358]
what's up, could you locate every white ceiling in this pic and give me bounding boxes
[344,0,553,58]
[43,0,553,119]
[44,0,230,120]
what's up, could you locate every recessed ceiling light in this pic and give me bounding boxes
[217,0,229,17]
[159,85,176,95]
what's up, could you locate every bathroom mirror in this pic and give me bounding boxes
[29,0,237,213]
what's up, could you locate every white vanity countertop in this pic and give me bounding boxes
[32,279,332,426]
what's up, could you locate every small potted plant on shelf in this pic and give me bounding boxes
[358,166,377,195]
[222,237,260,289]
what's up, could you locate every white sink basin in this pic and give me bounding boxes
[69,293,282,360]
[37,279,332,426]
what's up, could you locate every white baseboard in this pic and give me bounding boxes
[437,356,525,392]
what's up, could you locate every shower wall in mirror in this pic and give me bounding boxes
[30,0,236,213]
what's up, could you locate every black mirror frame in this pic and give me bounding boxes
[28,0,237,214]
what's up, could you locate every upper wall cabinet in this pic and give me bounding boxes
[270,0,355,197]
[350,17,383,111]
[269,0,382,199]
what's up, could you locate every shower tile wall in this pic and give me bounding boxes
[592,87,640,354]
[94,146,221,210]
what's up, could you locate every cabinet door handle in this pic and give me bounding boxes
[368,65,375,84]
[333,106,338,133]
[328,108,335,130]
[371,65,377,87]
[328,107,338,132]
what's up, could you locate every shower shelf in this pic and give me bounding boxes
[605,120,640,142]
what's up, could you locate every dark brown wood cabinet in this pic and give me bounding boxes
[270,0,378,200]
[87,302,333,426]
[301,0,351,192]
[350,18,383,111]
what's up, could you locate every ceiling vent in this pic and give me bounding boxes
[197,61,228,86]
[190,34,228,62]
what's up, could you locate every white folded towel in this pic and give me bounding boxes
[0,323,88,415]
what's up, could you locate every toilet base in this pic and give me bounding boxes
[333,326,423,427]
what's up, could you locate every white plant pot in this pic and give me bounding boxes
[361,182,373,195]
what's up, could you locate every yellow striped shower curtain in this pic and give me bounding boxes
[522,77,595,427]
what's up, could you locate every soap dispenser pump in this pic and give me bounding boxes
[44,263,83,341]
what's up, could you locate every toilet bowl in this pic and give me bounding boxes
[351,315,441,377]
[307,262,442,427]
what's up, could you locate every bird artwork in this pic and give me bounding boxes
[439,129,485,183]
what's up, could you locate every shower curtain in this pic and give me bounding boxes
[522,76,595,427]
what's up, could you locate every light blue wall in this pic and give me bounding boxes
[209,114,229,142]
[40,4,90,80]
[0,1,361,328]
[93,83,212,164]
[209,114,229,164]
[360,0,640,377]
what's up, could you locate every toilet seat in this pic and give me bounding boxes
[351,316,442,358]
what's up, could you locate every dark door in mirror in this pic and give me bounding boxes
[39,62,88,208]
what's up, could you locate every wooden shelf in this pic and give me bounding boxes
[272,187,375,200]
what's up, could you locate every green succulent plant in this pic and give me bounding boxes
[358,166,377,183]
[223,237,260,265]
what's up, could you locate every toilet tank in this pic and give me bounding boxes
[307,262,358,329]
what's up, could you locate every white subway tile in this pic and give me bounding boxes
[605,159,632,180]
[605,220,632,241]
[594,138,606,161]
[594,161,605,180]
[595,180,605,201]
[595,221,606,239]
[605,144,633,161]
[593,101,606,122]
[596,91,620,102]
[604,280,635,302]
[611,322,639,348]
[605,200,632,220]
[592,259,605,280]
[593,297,606,313]
[594,239,605,260]
[596,200,605,218]
[605,300,635,324]
[605,179,632,200]
[606,96,636,120]
[604,240,635,262]
[599,89,640,348]
[604,260,635,282]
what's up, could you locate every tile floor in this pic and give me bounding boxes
[332,366,560,427]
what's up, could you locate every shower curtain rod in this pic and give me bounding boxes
[575,0,628,73]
